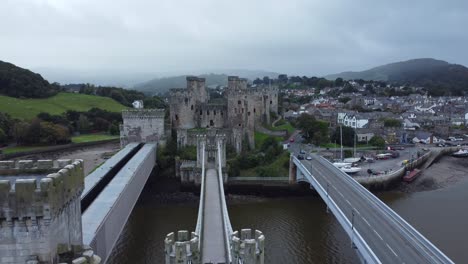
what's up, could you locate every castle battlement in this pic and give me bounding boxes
[0,159,73,175]
[122,109,165,119]
[169,88,194,99]
[231,229,265,264]
[0,159,84,221]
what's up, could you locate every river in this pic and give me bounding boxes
[108,156,468,263]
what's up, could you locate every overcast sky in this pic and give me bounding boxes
[2,0,468,81]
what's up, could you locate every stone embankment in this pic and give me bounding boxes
[355,147,460,190]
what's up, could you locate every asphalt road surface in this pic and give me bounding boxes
[299,156,449,263]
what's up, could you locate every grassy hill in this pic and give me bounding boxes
[0,92,127,119]
[0,60,60,98]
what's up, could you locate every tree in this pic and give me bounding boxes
[369,135,385,149]
[24,119,41,144]
[93,117,111,131]
[109,123,120,135]
[296,114,329,145]
[13,121,29,144]
[383,118,402,127]
[331,126,355,147]
[0,128,7,144]
[78,114,90,133]
[0,112,13,138]
[338,97,351,104]
[334,77,344,87]
[253,78,263,85]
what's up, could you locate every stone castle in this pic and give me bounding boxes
[170,76,279,152]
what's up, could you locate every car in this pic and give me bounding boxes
[289,138,295,142]
[300,149,306,154]
[297,155,304,160]
[306,156,312,160]
[455,138,464,141]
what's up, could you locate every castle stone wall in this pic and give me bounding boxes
[0,159,84,264]
[120,109,165,147]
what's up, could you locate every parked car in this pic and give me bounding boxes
[306,156,312,160]
[297,155,304,160]
[289,138,295,142]
[300,149,306,154]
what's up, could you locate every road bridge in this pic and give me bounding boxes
[291,154,454,264]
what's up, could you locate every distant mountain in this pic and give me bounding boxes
[325,58,468,95]
[134,69,280,95]
[0,60,60,98]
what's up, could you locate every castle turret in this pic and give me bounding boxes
[0,159,94,263]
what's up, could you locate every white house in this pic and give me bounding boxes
[342,114,369,128]
[132,100,144,109]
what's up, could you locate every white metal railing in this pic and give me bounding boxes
[195,142,206,251]
[293,156,381,264]
[217,140,233,262]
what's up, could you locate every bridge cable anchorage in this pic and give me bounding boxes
[314,155,454,264]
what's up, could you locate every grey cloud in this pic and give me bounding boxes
[1,0,468,83]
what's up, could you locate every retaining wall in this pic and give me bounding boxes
[355,147,459,190]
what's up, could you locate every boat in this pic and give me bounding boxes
[340,166,361,175]
[403,169,421,182]
[343,157,361,163]
[333,162,352,168]
[452,149,468,158]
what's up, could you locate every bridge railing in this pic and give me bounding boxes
[217,140,233,263]
[293,156,381,264]
[316,155,454,264]
[195,142,206,251]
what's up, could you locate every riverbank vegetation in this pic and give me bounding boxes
[229,136,289,177]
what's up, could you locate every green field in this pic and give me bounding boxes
[0,92,127,119]
[254,131,284,149]
[1,145,49,154]
[271,122,295,134]
[71,134,119,143]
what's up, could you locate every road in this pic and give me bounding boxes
[299,156,447,263]
[201,168,229,264]
[287,133,429,177]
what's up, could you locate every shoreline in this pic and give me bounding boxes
[143,154,467,205]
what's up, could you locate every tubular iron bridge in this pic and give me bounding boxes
[292,154,454,264]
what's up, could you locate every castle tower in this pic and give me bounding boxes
[120,109,165,147]
[187,76,208,104]
[0,159,92,264]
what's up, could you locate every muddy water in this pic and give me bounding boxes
[108,156,468,263]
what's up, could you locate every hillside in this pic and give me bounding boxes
[0,92,127,119]
[134,70,279,95]
[325,58,468,95]
[0,60,59,98]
